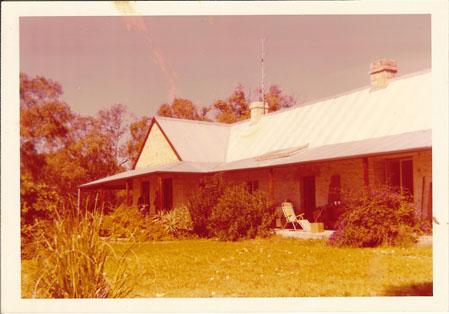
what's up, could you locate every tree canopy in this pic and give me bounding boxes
[156,84,296,124]
[20,72,298,223]
[157,98,210,121]
[20,73,131,222]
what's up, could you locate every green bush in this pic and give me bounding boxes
[416,218,432,235]
[21,219,54,260]
[188,174,225,237]
[208,184,275,241]
[329,187,420,247]
[21,174,60,225]
[100,205,168,241]
[153,205,193,237]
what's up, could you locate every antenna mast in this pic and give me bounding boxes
[260,38,265,112]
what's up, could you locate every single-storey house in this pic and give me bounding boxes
[80,59,432,227]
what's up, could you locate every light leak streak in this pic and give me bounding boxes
[114,2,178,100]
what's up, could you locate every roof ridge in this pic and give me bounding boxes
[155,115,231,127]
[154,69,431,128]
[230,69,432,126]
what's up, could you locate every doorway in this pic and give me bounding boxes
[302,176,316,221]
[140,181,150,207]
[162,178,173,211]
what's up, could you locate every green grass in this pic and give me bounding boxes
[22,237,432,298]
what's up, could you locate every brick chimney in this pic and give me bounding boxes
[249,101,268,124]
[369,58,398,89]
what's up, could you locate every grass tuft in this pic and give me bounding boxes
[30,207,134,298]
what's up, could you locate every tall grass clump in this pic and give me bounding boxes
[32,207,133,298]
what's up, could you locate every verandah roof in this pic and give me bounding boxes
[80,129,431,190]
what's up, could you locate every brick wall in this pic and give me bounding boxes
[131,173,202,214]
[129,149,432,219]
[220,149,432,217]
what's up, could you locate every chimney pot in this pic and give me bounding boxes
[249,101,268,124]
[369,58,398,89]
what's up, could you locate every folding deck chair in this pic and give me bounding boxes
[281,202,312,232]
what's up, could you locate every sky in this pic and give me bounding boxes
[20,15,431,118]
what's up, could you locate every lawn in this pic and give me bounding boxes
[22,236,432,298]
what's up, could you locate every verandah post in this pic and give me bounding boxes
[125,180,129,206]
[363,158,370,189]
[268,168,274,204]
[77,188,81,215]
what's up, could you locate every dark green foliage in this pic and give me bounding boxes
[208,184,275,241]
[329,187,421,247]
[153,205,193,237]
[187,175,225,237]
[20,174,60,225]
[21,219,54,260]
[100,206,168,241]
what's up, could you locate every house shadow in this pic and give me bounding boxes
[383,282,433,296]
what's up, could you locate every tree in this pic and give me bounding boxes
[20,73,75,222]
[124,115,152,166]
[20,73,131,221]
[262,85,296,112]
[97,104,128,164]
[213,84,249,124]
[20,73,75,163]
[157,98,210,121]
[213,84,296,124]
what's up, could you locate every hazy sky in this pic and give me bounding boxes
[20,15,430,117]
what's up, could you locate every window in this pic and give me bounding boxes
[162,178,173,210]
[246,180,259,194]
[386,158,414,196]
[328,174,342,206]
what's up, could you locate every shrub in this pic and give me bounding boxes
[153,205,193,237]
[32,209,133,298]
[188,174,225,237]
[316,203,348,230]
[21,219,54,260]
[416,218,432,235]
[100,205,167,241]
[329,187,420,247]
[208,184,275,241]
[21,174,60,225]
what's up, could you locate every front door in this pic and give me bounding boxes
[302,176,316,221]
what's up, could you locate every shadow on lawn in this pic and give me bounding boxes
[383,282,433,296]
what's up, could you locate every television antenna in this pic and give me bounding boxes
[259,38,266,113]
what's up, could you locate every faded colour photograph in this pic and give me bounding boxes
[19,10,433,299]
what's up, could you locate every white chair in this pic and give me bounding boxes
[281,202,311,232]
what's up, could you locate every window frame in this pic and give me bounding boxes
[386,157,414,197]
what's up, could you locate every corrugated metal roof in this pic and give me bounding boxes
[81,130,430,188]
[226,71,431,161]
[156,117,230,163]
[80,161,219,189]
[80,71,432,188]
[151,71,431,164]
[215,129,431,171]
